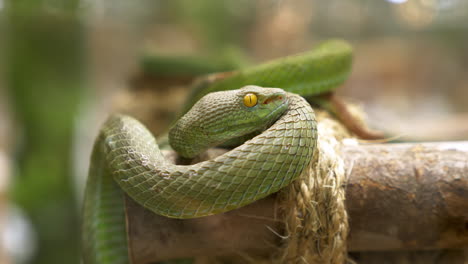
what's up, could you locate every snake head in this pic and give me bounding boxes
[169,86,289,158]
[203,85,289,138]
[238,85,288,125]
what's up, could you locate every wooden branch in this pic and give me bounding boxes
[125,142,468,263]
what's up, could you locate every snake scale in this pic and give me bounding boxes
[82,40,352,263]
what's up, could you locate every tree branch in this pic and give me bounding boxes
[125,141,468,263]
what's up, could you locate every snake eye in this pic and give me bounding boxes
[243,93,258,107]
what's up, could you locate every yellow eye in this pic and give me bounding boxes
[243,93,257,107]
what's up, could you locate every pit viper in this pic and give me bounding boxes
[82,40,352,263]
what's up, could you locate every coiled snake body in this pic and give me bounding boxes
[82,40,352,263]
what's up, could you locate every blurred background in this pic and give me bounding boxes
[0,0,467,263]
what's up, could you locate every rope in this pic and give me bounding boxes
[277,110,351,264]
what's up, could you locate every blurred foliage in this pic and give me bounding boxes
[141,0,256,77]
[142,47,249,77]
[166,0,255,51]
[6,1,85,264]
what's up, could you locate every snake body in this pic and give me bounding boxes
[82,40,352,263]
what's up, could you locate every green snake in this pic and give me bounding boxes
[82,40,352,263]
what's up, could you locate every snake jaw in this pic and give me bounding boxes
[261,96,289,122]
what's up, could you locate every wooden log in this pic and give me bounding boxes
[126,142,468,263]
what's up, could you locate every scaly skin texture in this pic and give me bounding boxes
[169,86,288,158]
[82,39,352,263]
[183,39,352,113]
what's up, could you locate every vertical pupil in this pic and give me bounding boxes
[244,93,256,107]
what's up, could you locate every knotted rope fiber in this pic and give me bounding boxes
[276,109,352,264]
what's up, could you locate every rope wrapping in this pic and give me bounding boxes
[278,110,351,264]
